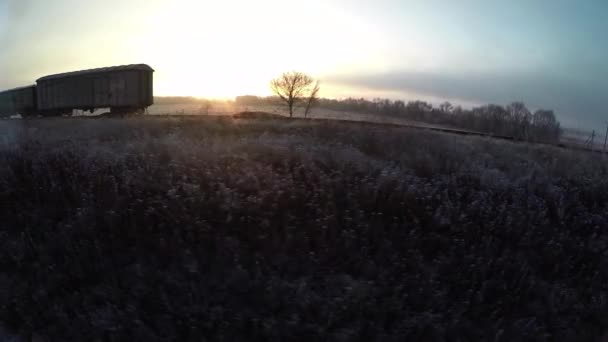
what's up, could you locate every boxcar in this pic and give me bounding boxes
[36,64,154,115]
[0,85,37,117]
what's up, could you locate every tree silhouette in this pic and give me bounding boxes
[303,81,320,118]
[270,71,315,117]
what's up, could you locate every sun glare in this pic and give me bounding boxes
[122,0,389,98]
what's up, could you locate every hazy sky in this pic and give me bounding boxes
[1,0,607,129]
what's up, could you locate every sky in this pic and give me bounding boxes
[0,0,607,129]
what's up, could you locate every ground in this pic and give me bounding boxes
[1,115,608,341]
[146,103,600,150]
[147,103,477,131]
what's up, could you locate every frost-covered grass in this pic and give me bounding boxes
[1,116,608,341]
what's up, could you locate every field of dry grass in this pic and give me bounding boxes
[147,102,596,149]
[147,103,466,131]
[1,116,608,340]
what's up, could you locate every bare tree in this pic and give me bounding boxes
[439,101,453,114]
[507,102,532,140]
[270,71,315,117]
[303,80,320,118]
[532,109,560,142]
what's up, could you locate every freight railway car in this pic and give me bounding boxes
[0,64,154,117]
[0,85,37,117]
[37,64,154,116]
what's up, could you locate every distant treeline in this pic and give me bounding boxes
[236,96,562,143]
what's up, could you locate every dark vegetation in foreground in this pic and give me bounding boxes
[1,116,607,341]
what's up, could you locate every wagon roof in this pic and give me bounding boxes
[0,85,36,94]
[37,64,154,82]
